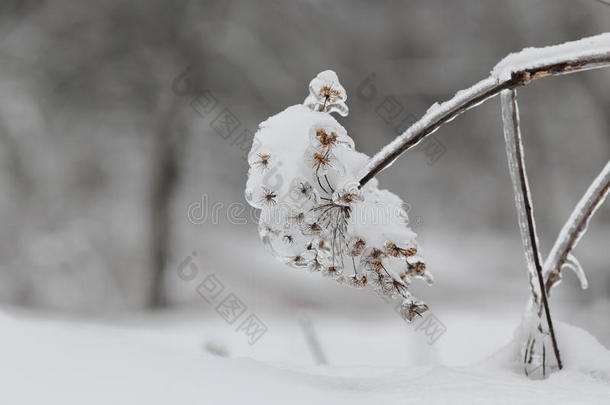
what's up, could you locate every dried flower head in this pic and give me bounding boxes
[303,70,349,116]
[288,255,307,268]
[311,152,332,169]
[409,261,426,275]
[259,187,277,206]
[322,266,342,279]
[301,221,323,235]
[297,182,314,200]
[332,184,362,206]
[347,236,367,257]
[400,299,429,322]
[384,241,417,258]
[342,274,367,288]
[253,153,271,171]
[315,128,339,148]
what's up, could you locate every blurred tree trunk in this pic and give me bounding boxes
[0,119,35,305]
[147,99,183,308]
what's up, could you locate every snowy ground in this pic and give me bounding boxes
[2,308,609,404]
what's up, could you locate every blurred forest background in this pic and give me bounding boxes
[0,0,608,343]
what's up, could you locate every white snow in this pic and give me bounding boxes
[1,311,609,405]
[493,33,610,80]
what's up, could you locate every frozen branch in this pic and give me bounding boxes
[358,33,610,187]
[544,160,610,294]
[500,89,562,371]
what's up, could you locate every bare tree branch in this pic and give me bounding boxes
[544,160,610,294]
[500,89,562,371]
[148,99,183,308]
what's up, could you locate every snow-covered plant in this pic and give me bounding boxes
[245,33,610,377]
[245,70,432,320]
[354,33,609,377]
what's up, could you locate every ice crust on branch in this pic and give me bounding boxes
[358,33,610,186]
[501,89,563,374]
[493,33,610,80]
[499,90,542,294]
[356,77,497,183]
[544,160,610,292]
[245,71,432,319]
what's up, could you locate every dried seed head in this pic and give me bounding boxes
[405,247,418,257]
[290,255,306,267]
[348,237,366,256]
[408,261,426,275]
[254,153,271,170]
[318,85,342,103]
[384,241,401,257]
[315,128,339,148]
[343,275,367,288]
[312,152,331,168]
[368,248,385,260]
[334,191,360,206]
[322,266,341,279]
[297,182,314,199]
[259,187,277,206]
[400,300,429,322]
[384,241,416,258]
[301,222,322,235]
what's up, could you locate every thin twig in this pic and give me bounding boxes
[358,36,610,187]
[500,89,562,370]
[544,160,610,294]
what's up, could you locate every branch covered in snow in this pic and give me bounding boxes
[544,160,610,294]
[358,33,610,187]
[500,89,562,372]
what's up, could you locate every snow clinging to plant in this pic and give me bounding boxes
[245,70,432,320]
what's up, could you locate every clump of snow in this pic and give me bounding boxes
[483,321,610,381]
[493,33,610,80]
[245,71,432,316]
[303,70,349,116]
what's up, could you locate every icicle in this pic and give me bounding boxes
[562,253,588,290]
[543,160,610,292]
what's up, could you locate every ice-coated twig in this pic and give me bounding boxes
[358,33,610,187]
[500,89,562,371]
[544,160,610,294]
